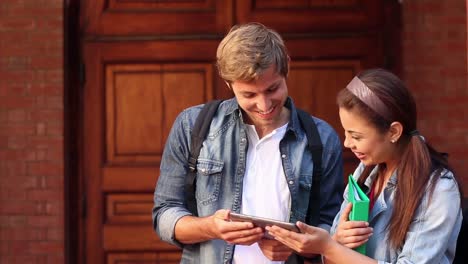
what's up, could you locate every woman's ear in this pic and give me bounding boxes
[389,121,403,143]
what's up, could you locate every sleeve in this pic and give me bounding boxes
[388,173,462,264]
[152,109,194,248]
[317,126,344,232]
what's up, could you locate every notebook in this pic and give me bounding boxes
[348,174,370,255]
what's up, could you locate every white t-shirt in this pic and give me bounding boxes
[233,123,291,264]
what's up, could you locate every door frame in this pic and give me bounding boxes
[64,0,82,263]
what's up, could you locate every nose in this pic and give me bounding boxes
[343,135,352,149]
[256,95,272,112]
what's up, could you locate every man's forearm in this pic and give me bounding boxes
[174,215,217,244]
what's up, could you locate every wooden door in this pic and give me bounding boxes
[79,0,393,263]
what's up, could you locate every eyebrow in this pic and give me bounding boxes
[347,130,364,135]
[266,80,281,90]
[239,80,281,95]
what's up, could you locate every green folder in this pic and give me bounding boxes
[348,174,370,255]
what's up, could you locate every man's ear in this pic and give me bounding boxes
[224,81,232,90]
[389,121,403,143]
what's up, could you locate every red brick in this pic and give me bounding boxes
[0,95,35,108]
[7,109,27,122]
[0,216,27,228]
[44,201,62,216]
[26,216,62,228]
[35,18,63,32]
[35,95,63,109]
[0,240,9,255]
[27,84,61,96]
[0,188,27,200]
[42,175,63,188]
[0,124,36,136]
[27,137,62,149]
[36,123,46,136]
[0,149,34,161]
[47,123,63,136]
[27,190,62,201]
[36,150,47,161]
[27,163,63,177]
[0,227,47,241]
[30,57,62,70]
[1,7,63,18]
[30,110,62,123]
[10,241,30,256]
[8,135,28,149]
[0,18,35,31]
[3,161,27,177]
[0,200,37,215]
[4,56,30,71]
[46,228,63,241]
[28,241,63,254]
[46,255,65,264]
[0,255,44,264]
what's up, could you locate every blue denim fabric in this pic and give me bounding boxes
[331,163,463,264]
[153,97,344,263]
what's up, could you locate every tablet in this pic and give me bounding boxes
[229,212,300,234]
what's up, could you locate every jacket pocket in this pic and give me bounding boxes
[195,159,224,205]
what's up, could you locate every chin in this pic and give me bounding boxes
[360,159,374,166]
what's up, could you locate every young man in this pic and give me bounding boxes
[152,22,343,263]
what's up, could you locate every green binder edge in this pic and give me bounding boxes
[348,174,370,255]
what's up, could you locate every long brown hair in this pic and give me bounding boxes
[337,68,460,249]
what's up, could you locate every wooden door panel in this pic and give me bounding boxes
[103,225,176,250]
[287,60,361,178]
[287,36,383,68]
[288,60,360,137]
[83,41,217,263]
[106,194,153,223]
[102,167,157,191]
[82,0,232,36]
[237,0,381,33]
[105,63,213,164]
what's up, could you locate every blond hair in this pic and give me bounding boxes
[216,22,289,83]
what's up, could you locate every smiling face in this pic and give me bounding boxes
[339,107,399,167]
[231,65,289,137]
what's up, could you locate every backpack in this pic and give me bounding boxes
[184,99,323,227]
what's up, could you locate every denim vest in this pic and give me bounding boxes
[331,163,462,264]
[153,97,344,263]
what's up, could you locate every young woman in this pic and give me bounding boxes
[266,68,463,263]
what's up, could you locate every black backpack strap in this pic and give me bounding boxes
[185,100,222,216]
[286,109,323,264]
[296,109,323,226]
[285,109,323,264]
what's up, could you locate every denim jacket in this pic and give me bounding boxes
[331,163,463,264]
[153,97,344,263]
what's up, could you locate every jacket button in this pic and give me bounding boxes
[289,180,294,185]
[281,154,286,158]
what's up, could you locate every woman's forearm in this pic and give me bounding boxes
[322,239,377,264]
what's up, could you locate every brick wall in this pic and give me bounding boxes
[401,1,468,195]
[0,0,64,263]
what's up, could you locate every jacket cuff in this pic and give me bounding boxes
[157,207,192,248]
